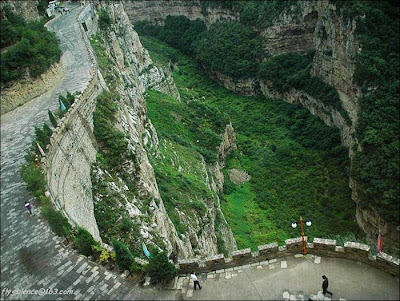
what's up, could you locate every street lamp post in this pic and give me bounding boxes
[291,216,312,254]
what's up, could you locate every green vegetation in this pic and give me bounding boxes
[146,250,177,285]
[48,110,57,128]
[146,90,223,235]
[98,9,112,31]
[112,240,134,272]
[74,227,98,257]
[338,1,400,225]
[135,14,347,118]
[91,90,144,254]
[193,22,261,78]
[58,92,76,111]
[136,17,261,78]
[140,35,359,250]
[1,8,61,86]
[93,90,128,170]
[200,0,297,27]
[90,32,120,89]
[258,52,351,123]
[20,162,47,199]
[135,16,206,55]
[41,205,71,238]
[20,123,53,200]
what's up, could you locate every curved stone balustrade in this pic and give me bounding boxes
[178,237,399,277]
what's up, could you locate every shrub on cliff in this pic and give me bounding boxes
[41,205,71,238]
[98,9,112,31]
[146,250,177,285]
[112,239,134,272]
[75,227,98,257]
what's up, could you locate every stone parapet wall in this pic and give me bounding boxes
[178,237,399,277]
[42,5,103,241]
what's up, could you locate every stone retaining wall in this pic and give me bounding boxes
[178,237,399,277]
[42,5,103,241]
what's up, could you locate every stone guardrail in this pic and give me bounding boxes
[41,4,99,226]
[178,237,399,277]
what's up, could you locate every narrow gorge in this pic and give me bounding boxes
[1,0,399,299]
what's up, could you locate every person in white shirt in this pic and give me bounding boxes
[190,271,202,290]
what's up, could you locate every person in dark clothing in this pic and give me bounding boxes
[322,275,333,296]
[24,201,34,216]
[190,271,202,290]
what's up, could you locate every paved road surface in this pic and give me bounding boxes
[1,3,398,301]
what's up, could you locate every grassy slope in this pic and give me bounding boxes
[145,90,222,237]
[141,36,360,250]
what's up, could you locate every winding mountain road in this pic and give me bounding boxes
[0,4,173,300]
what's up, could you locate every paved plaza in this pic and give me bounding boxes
[1,3,399,301]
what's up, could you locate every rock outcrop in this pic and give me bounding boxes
[124,0,238,27]
[1,62,65,115]
[0,0,40,22]
[91,2,237,259]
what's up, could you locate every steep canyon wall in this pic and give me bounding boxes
[122,0,398,254]
[89,2,236,258]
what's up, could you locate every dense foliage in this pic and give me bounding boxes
[146,89,224,235]
[135,16,206,54]
[341,1,400,224]
[112,240,134,272]
[135,14,346,114]
[74,227,98,257]
[41,205,71,238]
[146,250,177,285]
[136,16,261,78]
[258,52,350,123]
[141,36,359,249]
[1,8,61,85]
[98,9,112,31]
[193,21,262,78]
[93,90,128,170]
[200,0,297,27]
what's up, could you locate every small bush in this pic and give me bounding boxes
[48,109,57,128]
[112,239,134,272]
[99,248,111,265]
[98,9,112,31]
[75,227,97,256]
[41,205,71,238]
[146,250,177,285]
[20,163,46,198]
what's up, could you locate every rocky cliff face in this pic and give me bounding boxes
[1,62,64,115]
[119,0,399,254]
[123,0,238,26]
[0,0,40,21]
[92,1,186,257]
[92,2,236,258]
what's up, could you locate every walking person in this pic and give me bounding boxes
[24,201,35,216]
[190,271,202,290]
[322,275,333,297]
